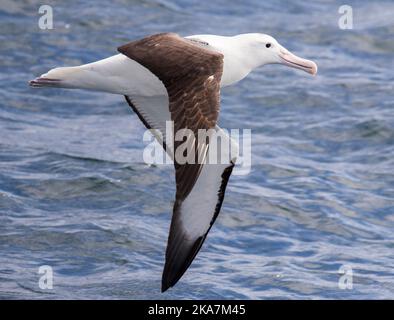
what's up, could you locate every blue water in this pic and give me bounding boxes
[1,0,394,299]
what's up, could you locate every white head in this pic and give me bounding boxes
[203,33,317,86]
[236,33,317,73]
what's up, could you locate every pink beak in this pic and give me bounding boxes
[279,48,318,76]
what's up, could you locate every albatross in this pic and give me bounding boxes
[29,33,317,292]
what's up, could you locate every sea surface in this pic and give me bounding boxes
[0,0,393,299]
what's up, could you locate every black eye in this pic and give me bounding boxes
[266,43,271,48]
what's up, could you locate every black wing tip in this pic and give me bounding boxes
[161,263,182,293]
[161,263,177,293]
[161,283,170,293]
[161,235,204,293]
[161,276,173,293]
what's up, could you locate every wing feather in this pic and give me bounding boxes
[118,33,235,291]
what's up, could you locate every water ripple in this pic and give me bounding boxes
[1,0,394,299]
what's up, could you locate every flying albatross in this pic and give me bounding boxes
[29,33,317,292]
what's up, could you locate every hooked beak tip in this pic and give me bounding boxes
[309,62,318,76]
[279,50,318,76]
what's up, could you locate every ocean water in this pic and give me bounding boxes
[0,0,393,299]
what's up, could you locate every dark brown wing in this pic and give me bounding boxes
[119,33,223,199]
[118,33,228,292]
